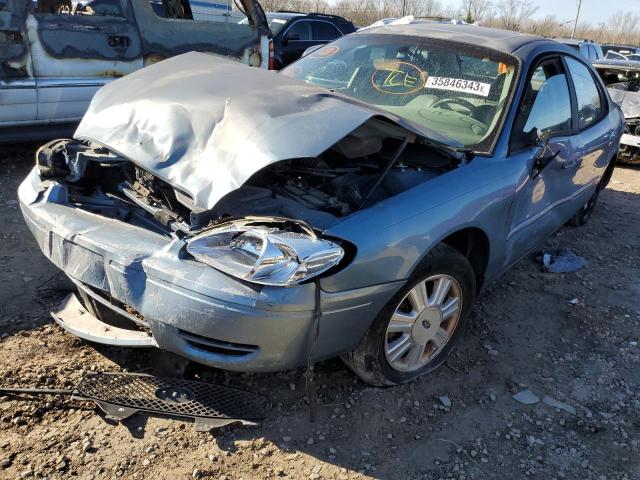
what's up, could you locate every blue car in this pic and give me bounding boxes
[18,23,622,385]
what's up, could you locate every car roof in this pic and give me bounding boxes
[266,12,351,23]
[355,23,548,55]
[553,38,584,45]
[266,12,305,20]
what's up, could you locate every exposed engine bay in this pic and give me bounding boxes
[596,66,640,163]
[36,129,461,234]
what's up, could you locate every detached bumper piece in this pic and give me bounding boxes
[75,372,270,430]
[0,372,270,431]
[51,293,157,347]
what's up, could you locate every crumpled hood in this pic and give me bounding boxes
[608,87,640,119]
[75,52,450,211]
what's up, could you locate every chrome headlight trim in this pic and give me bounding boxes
[186,217,345,286]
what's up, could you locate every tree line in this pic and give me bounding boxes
[256,0,640,47]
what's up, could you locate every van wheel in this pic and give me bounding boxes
[569,188,599,227]
[341,244,475,386]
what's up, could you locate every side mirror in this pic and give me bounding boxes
[532,129,560,176]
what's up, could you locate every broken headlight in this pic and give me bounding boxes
[186,218,344,286]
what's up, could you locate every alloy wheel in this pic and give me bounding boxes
[384,274,463,372]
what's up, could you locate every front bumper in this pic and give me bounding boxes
[18,168,401,371]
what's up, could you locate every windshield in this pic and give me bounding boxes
[281,34,518,152]
[238,15,290,35]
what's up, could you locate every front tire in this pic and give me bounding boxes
[342,244,476,386]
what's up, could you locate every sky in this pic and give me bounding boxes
[439,0,638,26]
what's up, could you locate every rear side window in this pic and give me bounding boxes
[516,63,573,138]
[311,21,340,41]
[565,57,603,130]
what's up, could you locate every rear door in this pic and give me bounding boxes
[28,0,143,122]
[0,1,37,125]
[563,56,616,192]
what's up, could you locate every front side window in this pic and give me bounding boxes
[267,17,289,36]
[312,22,340,41]
[281,34,518,152]
[565,57,603,129]
[513,61,573,147]
[285,21,312,41]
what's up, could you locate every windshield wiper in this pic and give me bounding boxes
[419,137,474,163]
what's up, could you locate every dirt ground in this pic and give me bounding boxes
[0,144,639,480]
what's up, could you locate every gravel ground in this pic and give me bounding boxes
[0,145,639,480]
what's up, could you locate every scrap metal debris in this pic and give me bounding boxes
[538,248,586,273]
[0,372,269,431]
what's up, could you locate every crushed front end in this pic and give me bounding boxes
[18,52,465,371]
[18,139,405,371]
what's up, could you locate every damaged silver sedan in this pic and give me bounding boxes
[19,24,621,385]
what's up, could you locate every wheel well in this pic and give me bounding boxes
[598,153,617,191]
[441,228,490,293]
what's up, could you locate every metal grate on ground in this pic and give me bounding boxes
[74,372,269,424]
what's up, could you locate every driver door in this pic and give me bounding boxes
[504,57,583,266]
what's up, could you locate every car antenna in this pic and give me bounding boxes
[358,137,410,210]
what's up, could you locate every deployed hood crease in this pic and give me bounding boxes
[75,52,454,212]
[608,86,640,119]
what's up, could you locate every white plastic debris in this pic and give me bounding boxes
[542,396,577,415]
[538,248,585,273]
[512,389,540,405]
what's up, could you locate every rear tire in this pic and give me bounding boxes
[569,188,599,227]
[341,244,475,386]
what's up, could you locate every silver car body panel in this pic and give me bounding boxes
[0,78,37,124]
